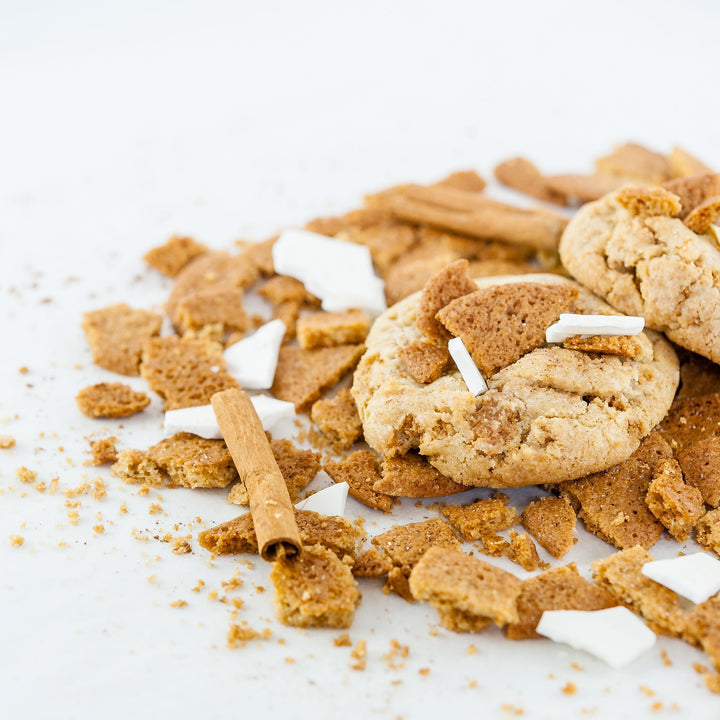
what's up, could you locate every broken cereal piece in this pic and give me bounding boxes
[409,546,521,630]
[76,382,151,418]
[505,531,542,572]
[592,546,687,638]
[143,235,208,277]
[493,157,568,206]
[176,288,250,335]
[0,435,16,449]
[595,142,671,184]
[442,494,519,542]
[684,195,720,235]
[521,496,577,559]
[297,309,371,349]
[270,544,361,628]
[663,174,720,219]
[351,546,394,578]
[270,344,364,411]
[658,392,720,452]
[383,247,460,306]
[507,564,616,640]
[111,449,165,487]
[324,450,396,512]
[562,334,643,359]
[614,186,681,218]
[645,457,704,542]
[383,566,415,602]
[667,147,714,179]
[258,275,319,307]
[82,303,162,376]
[436,282,577,376]
[310,388,363,450]
[397,340,450,384]
[684,595,720,674]
[86,436,118,466]
[695,509,720,557]
[376,451,467,498]
[678,437,720,507]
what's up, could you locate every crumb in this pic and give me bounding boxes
[442,494,519,542]
[9,535,24,546]
[93,524,105,534]
[309,389,363,450]
[661,650,672,666]
[0,435,16,449]
[76,383,150,418]
[85,436,118,466]
[170,600,188,608]
[349,639,367,670]
[377,451,466,498]
[638,686,655,697]
[694,662,709,674]
[148,503,163,515]
[191,580,205,593]
[324,451,396,512]
[227,621,266,648]
[334,633,352,647]
[521,496,577,559]
[562,682,577,696]
[418,668,431,676]
[16,466,37,483]
[144,235,208,277]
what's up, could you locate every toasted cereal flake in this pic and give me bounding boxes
[310,388,362,450]
[295,482,348,517]
[545,314,644,344]
[658,392,720,452]
[442,494,519,542]
[324,450,396,513]
[76,382,150,418]
[397,340,449,384]
[536,607,656,669]
[223,319,286,390]
[642,553,720,605]
[297,309,371,349]
[447,337,488,396]
[176,287,250,335]
[521,496,577,559]
[143,235,208,277]
[561,334,644,359]
[376,451,466,498]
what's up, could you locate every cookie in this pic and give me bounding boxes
[352,274,678,488]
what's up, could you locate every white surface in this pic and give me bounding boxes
[295,482,349,517]
[642,553,720,605]
[3,1,720,719]
[447,337,488,396]
[223,319,286,389]
[545,314,646,343]
[164,405,224,439]
[536,607,657,670]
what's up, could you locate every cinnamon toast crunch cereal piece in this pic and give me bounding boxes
[677,438,720,507]
[236,237,276,277]
[436,282,577,376]
[442,494,519,542]
[434,169,486,193]
[82,303,162,376]
[409,546,521,630]
[658,393,720,452]
[505,531,542,572]
[0,435,15,449]
[376,451,466,498]
[645,457,704,542]
[685,595,720,673]
[384,567,415,603]
[351,546,394,578]
[695,509,720,557]
[336,223,417,273]
[668,147,714,178]
[678,351,720,399]
[592,546,687,637]
[140,336,239,410]
[562,334,644,360]
[175,288,250,335]
[270,344,364,411]
[227,438,321,505]
[76,382,151,418]
[323,450,396,512]
[663,174,720,219]
[270,544,361,628]
[143,235,208,277]
[494,157,568,206]
[86,437,118,465]
[111,449,165,486]
[595,142,671,184]
[558,431,670,550]
[310,388,363,450]
[614,186,681,218]
[520,496,577,559]
[396,341,449,384]
[297,310,371,349]
[383,247,460,306]
[415,259,478,340]
[684,195,720,235]
[258,275,318,307]
[507,564,617,640]
[272,300,301,343]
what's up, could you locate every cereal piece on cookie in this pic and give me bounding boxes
[351,546,394,578]
[76,382,150,418]
[668,147,714,179]
[558,431,670,550]
[658,393,720,452]
[270,544,361,628]
[297,309,371,349]
[258,275,319,307]
[494,157,568,206]
[376,451,467,498]
[324,450,396,512]
[521,496,577,559]
[271,344,364,411]
[645,457,704,542]
[140,336,239,410]
[415,259,478,340]
[685,595,720,674]
[592,546,687,637]
[684,195,720,235]
[663,174,720,219]
[677,438,720,507]
[614,186,682,218]
[504,531,542,572]
[175,288,250,335]
[442,494,519,542]
[695,510,720,557]
[86,436,118,466]
[595,142,671,184]
[507,564,617,640]
[143,235,208,278]
[436,282,578,375]
[310,389,363,450]
[409,546,521,631]
[82,303,162,376]
[562,334,644,360]
[397,341,449,384]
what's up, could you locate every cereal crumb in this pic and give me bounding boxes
[171,600,188,608]
[562,682,577,696]
[334,633,352,647]
[349,639,367,671]
[0,435,16,449]
[93,524,105,534]
[9,535,24,547]
[16,466,37,483]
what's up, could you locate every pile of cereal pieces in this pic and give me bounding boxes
[77,141,720,690]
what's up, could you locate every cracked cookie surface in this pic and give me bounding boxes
[352,274,678,488]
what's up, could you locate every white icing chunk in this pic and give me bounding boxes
[223,319,286,389]
[248,395,296,432]
[642,552,720,604]
[545,313,645,343]
[447,337,487,396]
[272,229,387,316]
[536,606,656,669]
[295,481,348,517]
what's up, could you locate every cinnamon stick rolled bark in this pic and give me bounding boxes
[211,388,302,561]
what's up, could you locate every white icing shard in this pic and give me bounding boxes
[272,229,387,316]
[249,395,296,432]
[223,319,286,389]
[295,482,348,517]
[545,313,645,343]
[536,606,656,669]
[447,337,488,396]
[642,552,720,604]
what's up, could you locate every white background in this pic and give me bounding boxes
[2,1,720,718]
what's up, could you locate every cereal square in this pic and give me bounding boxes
[76,382,150,418]
[397,341,449,384]
[310,388,363,450]
[376,451,467,498]
[324,450,396,512]
[143,235,208,277]
[521,496,577,559]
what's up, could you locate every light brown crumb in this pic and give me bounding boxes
[76,383,150,418]
[0,435,16,449]
[562,334,643,359]
[661,649,672,666]
[334,633,352,647]
[562,682,577,696]
[9,535,24,547]
[191,580,205,593]
[638,685,655,697]
[521,496,577,559]
[85,436,118,466]
[16,466,37,483]
[170,599,188,608]
[418,668,431,676]
[349,639,367,670]
[144,235,208,277]
[93,524,105,534]
[504,531,543,572]
[382,639,409,669]
[148,503,163,515]
[227,621,267,648]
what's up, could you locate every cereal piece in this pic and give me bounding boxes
[494,157,568,206]
[0,435,15,449]
[310,388,363,450]
[371,518,461,573]
[140,336,239,410]
[614,186,681,218]
[227,438,321,505]
[297,309,371,350]
[237,237,276,277]
[684,595,720,673]
[521,496,577,559]
[323,450,396,512]
[335,221,418,273]
[409,546,521,630]
[595,142,671,184]
[415,259,478,340]
[176,288,250,335]
[477,532,510,557]
[663,174,720,219]
[76,382,151,418]
[442,494,519,542]
[376,451,467,498]
[658,392,720,452]
[270,344,364,411]
[351,546,393,578]
[382,246,460,306]
[592,546,687,637]
[545,173,627,203]
[397,341,449,384]
[334,633,352,647]
[199,509,362,558]
[436,283,578,376]
[82,303,162,376]
[258,275,318,307]
[434,169,486,193]
[507,564,617,640]
[505,531,542,572]
[645,457,704,541]
[668,147,714,178]
[384,566,415,602]
[558,431,670,550]
[270,544,361,628]
[677,351,720,399]
[86,436,118,466]
[684,195,720,235]
[562,334,643,359]
[111,449,166,487]
[143,235,208,278]
[677,437,720,507]
[695,509,720,557]
[272,301,300,343]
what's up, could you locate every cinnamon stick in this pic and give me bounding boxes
[211,388,302,561]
